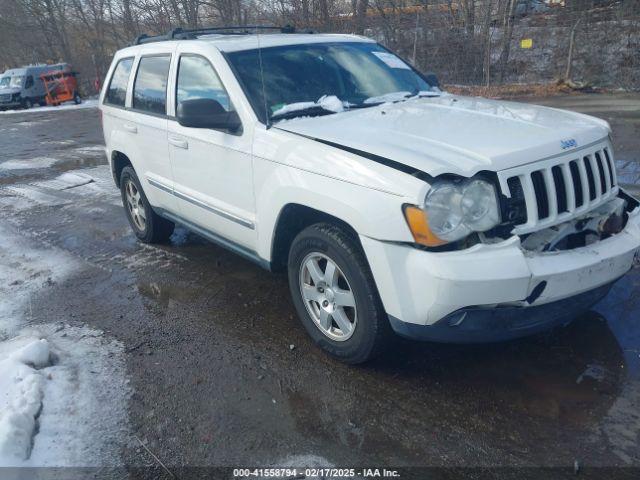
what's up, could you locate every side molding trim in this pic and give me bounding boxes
[147,177,255,230]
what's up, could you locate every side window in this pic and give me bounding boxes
[176,55,234,112]
[25,75,33,89]
[105,58,133,107]
[133,55,171,115]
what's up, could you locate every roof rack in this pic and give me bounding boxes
[132,24,300,46]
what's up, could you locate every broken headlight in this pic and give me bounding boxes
[404,178,501,247]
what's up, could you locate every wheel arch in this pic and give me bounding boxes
[269,203,362,272]
[111,150,133,188]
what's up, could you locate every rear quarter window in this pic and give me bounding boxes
[105,58,134,107]
[132,55,171,115]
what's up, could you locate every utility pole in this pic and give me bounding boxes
[411,10,420,66]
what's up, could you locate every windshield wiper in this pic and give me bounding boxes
[343,103,376,109]
[270,105,338,122]
[350,89,443,109]
[363,91,414,105]
[407,89,442,99]
[270,95,346,123]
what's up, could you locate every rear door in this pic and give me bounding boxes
[102,56,137,181]
[128,47,177,214]
[167,44,256,250]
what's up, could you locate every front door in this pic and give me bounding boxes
[168,50,256,250]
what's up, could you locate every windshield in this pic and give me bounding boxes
[226,42,434,123]
[0,76,24,88]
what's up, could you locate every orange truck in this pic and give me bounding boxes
[40,64,81,106]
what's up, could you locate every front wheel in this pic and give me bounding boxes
[22,98,33,109]
[288,223,392,364]
[120,166,174,243]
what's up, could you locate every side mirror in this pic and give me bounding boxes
[177,98,242,133]
[424,73,440,89]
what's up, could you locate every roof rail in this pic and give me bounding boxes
[131,25,300,46]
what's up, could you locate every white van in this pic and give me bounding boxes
[100,27,640,363]
[0,63,68,109]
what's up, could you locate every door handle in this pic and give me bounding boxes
[169,136,189,149]
[123,123,137,134]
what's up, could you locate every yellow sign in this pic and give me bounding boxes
[521,38,533,49]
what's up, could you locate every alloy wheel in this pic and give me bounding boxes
[299,252,357,341]
[125,179,146,231]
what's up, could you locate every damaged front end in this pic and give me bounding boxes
[520,193,637,252]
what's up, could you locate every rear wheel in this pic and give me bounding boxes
[73,93,81,105]
[120,166,174,243]
[288,223,392,364]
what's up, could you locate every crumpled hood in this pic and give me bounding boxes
[275,94,611,178]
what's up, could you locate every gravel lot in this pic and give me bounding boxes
[0,94,639,477]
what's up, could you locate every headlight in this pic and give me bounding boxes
[459,180,501,231]
[404,178,501,247]
[423,181,471,242]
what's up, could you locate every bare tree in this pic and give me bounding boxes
[0,0,637,92]
[497,0,518,83]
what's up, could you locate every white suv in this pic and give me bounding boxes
[100,27,640,363]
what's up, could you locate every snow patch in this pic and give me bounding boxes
[53,165,121,202]
[33,172,95,191]
[14,121,46,127]
[0,99,98,115]
[272,95,344,119]
[0,185,70,209]
[42,139,76,146]
[72,145,106,155]
[9,338,50,368]
[24,324,129,467]
[364,91,413,104]
[277,454,334,468]
[0,224,129,466]
[0,157,58,170]
[0,337,50,464]
[0,165,120,212]
[0,226,78,333]
[265,455,335,479]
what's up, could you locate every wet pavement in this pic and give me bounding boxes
[0,94,639,474]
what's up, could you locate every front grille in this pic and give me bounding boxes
[498,142,618,234]
[0,94,12,103]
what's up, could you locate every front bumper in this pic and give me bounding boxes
[388,281,615,343]
[0,100,21,109]
[0,93,21,108]
[361,206,640,342]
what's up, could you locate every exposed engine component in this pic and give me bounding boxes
[521,197,628,252]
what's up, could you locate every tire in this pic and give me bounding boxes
[288,223,392,364]
[73,93,82,105]
[22,98,32,109]
[120,165,174,243]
